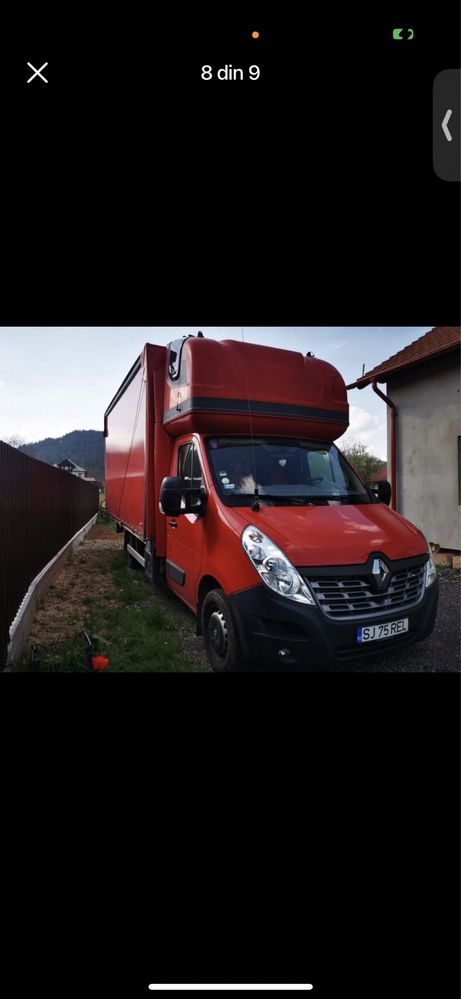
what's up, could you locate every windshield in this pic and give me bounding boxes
[205,437,371,506]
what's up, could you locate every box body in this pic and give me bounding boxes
[104,336,349,550]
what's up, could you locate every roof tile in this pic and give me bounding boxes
[347,327,461,388]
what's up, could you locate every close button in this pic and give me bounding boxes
[433,69,460,181]
[26,61,48,84]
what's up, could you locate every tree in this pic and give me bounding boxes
[342,439,386,483]
[3,434,26,449]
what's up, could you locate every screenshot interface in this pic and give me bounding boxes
[1,5,459,999]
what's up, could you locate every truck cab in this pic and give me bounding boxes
[160,431,438,670]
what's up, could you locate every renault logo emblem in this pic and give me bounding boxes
[371,557,391,590]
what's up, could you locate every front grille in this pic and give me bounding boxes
[304,564,426,621]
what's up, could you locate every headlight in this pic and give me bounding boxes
[425,551,437,588]
[417,530,437,588]
[241,525,316,605]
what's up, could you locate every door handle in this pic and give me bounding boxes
[169,520,178,529]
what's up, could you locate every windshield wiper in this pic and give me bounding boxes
[257,494,324,505]
[235,492,369,506]
[255,494,368,505]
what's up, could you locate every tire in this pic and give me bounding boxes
[202,589,245,672]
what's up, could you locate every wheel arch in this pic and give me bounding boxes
[196,575,223,635]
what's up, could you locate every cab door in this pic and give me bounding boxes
[165,440,206,611]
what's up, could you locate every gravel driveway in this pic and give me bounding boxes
[155,567,459,672]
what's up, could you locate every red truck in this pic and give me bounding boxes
[104,334,438,670]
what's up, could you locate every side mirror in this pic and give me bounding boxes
[193,486,208,516]
[159,477,184,517]
[159,477,208,517]
[377,480,392,506]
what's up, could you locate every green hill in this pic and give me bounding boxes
[20,430,105,482]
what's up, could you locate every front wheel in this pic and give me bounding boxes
[202,589,245,672]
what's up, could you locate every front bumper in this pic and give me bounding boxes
[229,579,439,670]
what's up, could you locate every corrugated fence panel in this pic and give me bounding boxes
[0,443,100,665]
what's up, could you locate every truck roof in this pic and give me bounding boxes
[163,337,349,441]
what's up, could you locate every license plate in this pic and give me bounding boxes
[357,618,409,643]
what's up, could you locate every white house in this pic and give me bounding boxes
[55,458,87,478]
[348,327,461,553]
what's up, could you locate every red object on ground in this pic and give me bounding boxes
[92,655,109,671]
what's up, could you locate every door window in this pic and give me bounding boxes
[178,443,204,492]
[178,443,193,481]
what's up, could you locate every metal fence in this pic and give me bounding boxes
[0,442,100,665]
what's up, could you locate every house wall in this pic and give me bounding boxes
[387,353,461,550]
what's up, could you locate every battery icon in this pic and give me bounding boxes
[392,27,414,40]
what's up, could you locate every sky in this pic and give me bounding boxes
[0,327,433,460]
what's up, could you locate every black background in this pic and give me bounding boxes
[1,3,460,998]
[2,681,459,998]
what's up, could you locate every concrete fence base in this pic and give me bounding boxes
[5,513,98,669]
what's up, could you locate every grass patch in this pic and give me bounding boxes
[15,632,93,673]
[83,553,186,672]
[96,509,117,529]
[15,540,194,673]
